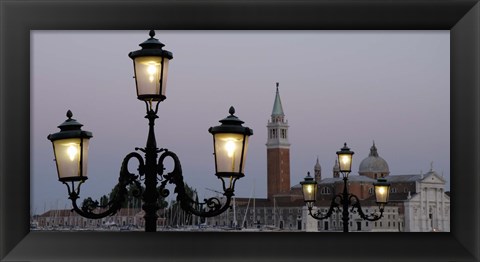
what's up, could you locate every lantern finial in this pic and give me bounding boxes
[149,30,155,38]
[229,106,235,115]
[66,110,73,119]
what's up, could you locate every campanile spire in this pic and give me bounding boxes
[271,82,285,121]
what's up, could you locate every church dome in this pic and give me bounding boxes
[358,142,390,175]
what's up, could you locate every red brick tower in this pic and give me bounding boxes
[266,83,291,200]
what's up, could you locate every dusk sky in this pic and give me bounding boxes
[31,31,449,214]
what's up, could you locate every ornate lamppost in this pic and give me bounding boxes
[47,31,253,232]
[300,143,390,232]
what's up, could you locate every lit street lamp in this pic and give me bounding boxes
[301,143,390,232]
[47,30,253,232]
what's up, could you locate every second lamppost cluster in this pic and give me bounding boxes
[300,143,391,232]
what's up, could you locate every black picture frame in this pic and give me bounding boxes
[1,0,479,261]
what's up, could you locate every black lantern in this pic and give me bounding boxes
[336,143,354,177]
[301,172,317,208]
[128,30,173,103]
[47,110,92,182]
[209,106,253,190]
[373,177,391,208]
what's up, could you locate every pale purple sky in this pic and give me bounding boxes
[31,31,450,214]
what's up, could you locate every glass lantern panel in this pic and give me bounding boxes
[374,185,389,204]
[302,183,317,202]
[134,56,169,100]
[214,133,248,174]
[82,138,89,178]
[53,138,89,180]
[338,153,352,173]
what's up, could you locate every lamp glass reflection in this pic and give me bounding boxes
[338,153,352,173]
[214,133,247,174]
[374,183,390,204]
[133,56,169,100]
[52,138,89,181]
[302,183,317,202]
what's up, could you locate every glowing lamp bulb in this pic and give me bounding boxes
[378,187,385,195]
[147,63,157,82]
[340,155,350,165]
[307,185,313,193]
[67,145,78,161]
[225,140,236,158]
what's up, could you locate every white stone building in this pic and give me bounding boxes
[403,169,450,232]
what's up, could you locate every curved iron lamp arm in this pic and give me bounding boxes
[66,148,234,220]
[66,152,144,219]
[349,194,384,221]
[157,149,234,217]
[308,194,342,220]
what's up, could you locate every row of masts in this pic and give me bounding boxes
[32,182,283,230]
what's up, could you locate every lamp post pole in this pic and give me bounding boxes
[341,177,350,233]
[143,109,160,232]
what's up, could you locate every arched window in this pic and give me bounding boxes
[321,187,331,195]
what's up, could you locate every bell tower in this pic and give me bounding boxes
[266,83,291,200]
